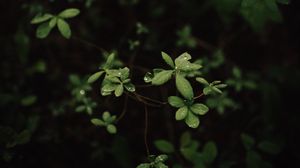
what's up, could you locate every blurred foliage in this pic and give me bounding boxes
[0,0,299,167]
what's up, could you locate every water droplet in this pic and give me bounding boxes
[144,72,153,83]
[125,84,135,92]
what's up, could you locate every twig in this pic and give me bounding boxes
[194,93,204,100]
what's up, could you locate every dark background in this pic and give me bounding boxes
[0,0,300,167]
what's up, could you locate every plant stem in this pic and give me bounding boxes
[194,93,204,100]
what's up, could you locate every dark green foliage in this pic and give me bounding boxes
[0,0,297,167]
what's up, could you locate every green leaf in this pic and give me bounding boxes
[258,141,281,155]
[57,19,71,39]
[88,71,104,83]
[155,154,168,162]
[136,163,150,168]
[102,111,111,121]
[103,53,115,69]
[124,83,136,92]
[215,84,227,89]
[202,141,218,164]
[152,70,173,85]
[101,83,118,92]
[175,106,188,120]
[211,86,223,94]
[91,118,105,126]
[180,132,191,147]
[161,51,175,68]
[175,52,191,64]
[31,13,53,24]
[203,86,212,95]
[21,95,37,106]
[36,22,52,39]
[241,133,255,150]
[58,8,80,18]
[184,111,199,128]
[176,74,194,100]
[232,67,241,78]
[107,124,117,134]
[155,162,168,168]
[49,17,57,28]
[75,105,85,112]
[168,96,185,108]
[180,141,199,161]
[190,103,209,115]
[154,140,174,153]
[115,84,124,97]
[196,77,209,85]
[120,67,130,81]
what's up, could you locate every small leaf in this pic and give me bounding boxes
[21,95,37,106]
[124,83,136,92]
[103,53,115,69]
[154,140,175,153]
[211,86,223,94]
[203,86,212,95]
[190,103,209,115]
[258,141,281,155]
[161,51,175,68]
[176,74,194,100]
[114,84,124,97]
[120,67,130,81]
[155,154,168,162]
[49,17,57,28]
[102,111,111,121]
[175,52,192,65]
[91,118,105,126]
[232,67,241,78]
[215,84,227,89]
[75,105,85,112]
[184,111,199,128]
[136,163,150,168]
[202,141,218,164]
[36,22,52,39]
[88,71,104,83]
[58,8,80,18]
[101,83,118,92]
[175,106,188,120]
[107,124,117,134]
[180,132,191,147]
[152,70,173,85]
[155,162,168,168]
[241,133,255,150]
[31,13,53,24]
[168,96,185,108]
[196,77,209,85]
[57,19,71,39]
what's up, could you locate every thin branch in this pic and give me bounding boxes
[194,93,204,100]
[125,92,161,107]
[134,92,168,105]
